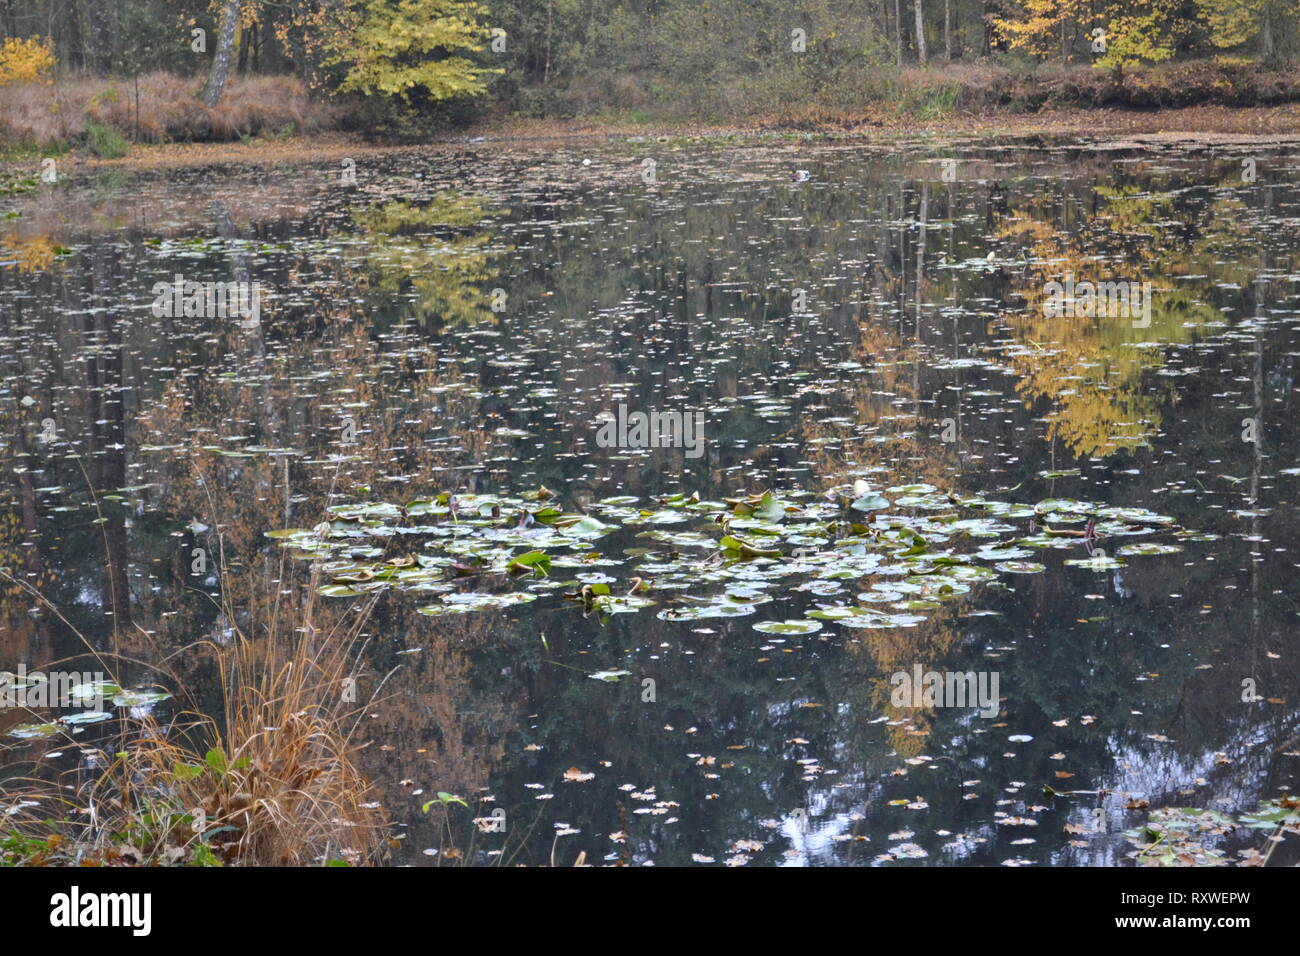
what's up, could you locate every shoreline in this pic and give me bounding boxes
[7,103,1300,174]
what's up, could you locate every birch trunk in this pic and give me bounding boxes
[202,0,241,107]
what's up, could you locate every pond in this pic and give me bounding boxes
[2,134,1299,866]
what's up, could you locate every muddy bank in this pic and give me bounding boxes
[8,104,1297,175]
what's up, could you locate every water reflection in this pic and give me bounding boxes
[2,140,1298,866]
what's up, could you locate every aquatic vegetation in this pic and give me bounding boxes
[2,677,172,741]
[1123,797,1300,867]
[274,485,1194,633]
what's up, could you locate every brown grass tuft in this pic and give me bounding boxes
[1,598,389,866]
[0,72,336,148]
[0,461,390,866]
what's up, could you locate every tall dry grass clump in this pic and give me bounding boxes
[0,481,390,866]
[0,72,335,149]
[1,604,390,866]
[98,616,387,866]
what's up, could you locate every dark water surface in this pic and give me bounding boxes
[2,135,1299,866]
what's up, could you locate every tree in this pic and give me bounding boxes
[993,0,1082,61]
[994,0,1178,67]
[1199,0,1300,65]
[895,0,904,65]
[202,0,242,106]
[944,0,952,60]
[335,0,498,102]
[914,0,928,62]
[1094,9,1175,79]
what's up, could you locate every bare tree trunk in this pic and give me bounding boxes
[86,0,110,72]
[914,0,928,64]
[544,0,553,85]
[1261,4,1276,66]
[202,0,241,107]
[944,0,952,60]
[894,0,903,65]
[237,21,249,74]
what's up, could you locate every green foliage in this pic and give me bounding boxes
[2,0,1300,139]
[0,829,54,866]
[335,0,500,103]
[423,791,469,812]
[1198,0,1300,64]
[906,82,962,118]
[83,121,129,159]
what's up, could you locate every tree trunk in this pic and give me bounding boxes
[544,0,553,85]
[914,0,928,64]
[894,0,903,65]
[1261,4,1275,66]
[202,0,241,107]
[944,0,952,60]
[86,0,110,72]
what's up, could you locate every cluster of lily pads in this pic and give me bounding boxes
[1125,798,1300,867]
[5,679,173,741]
[267,482,1201,631]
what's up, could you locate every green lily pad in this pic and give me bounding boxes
[657,602,757,621]
[1116,542,1183,556]
[7,722,62,739]
[112,689,173,708]
[753,619,823,635]
[1063,555,1126,570]
[60,711,114,726]
[66,681,121,702]
[418,592,538,615]
[996,560,1046,574]
[589,669,632,682]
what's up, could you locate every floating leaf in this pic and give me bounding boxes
[753,619,823,635]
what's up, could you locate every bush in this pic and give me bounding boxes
[0,36,54,86]
[343,87,479,140]
[83,120,128,158]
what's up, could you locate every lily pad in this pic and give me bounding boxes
[753,619,823,635]
[418,592,538,615]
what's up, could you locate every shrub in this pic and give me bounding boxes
[83,120,128,158]
[0,36,54,86]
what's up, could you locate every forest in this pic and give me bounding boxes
[1,0,1298,151]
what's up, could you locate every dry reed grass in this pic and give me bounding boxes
[0,459,389,867]
[0,72,336,148]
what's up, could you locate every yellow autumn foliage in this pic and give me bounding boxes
[0,36,55,86]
